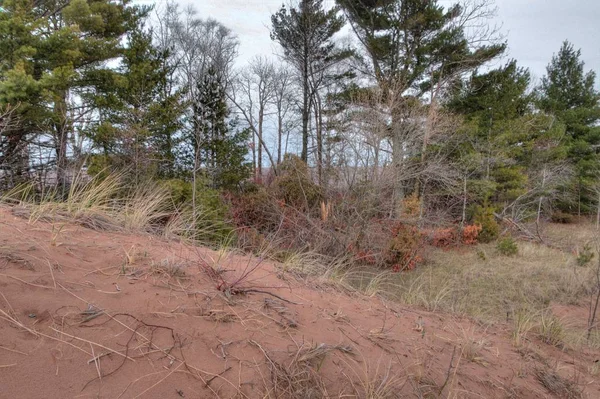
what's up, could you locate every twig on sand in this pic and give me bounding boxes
[0,309,92,357]
[49,327,134,362]
[89,343,102,381]
[58,283,93,305]
[87,352,109,364]
[0,345,28,356]
[131,362,183,399]
[46,259,57,289]
[0,291,20,324]
[438,346,457,396]
[116,370,168,399]
[0,274,54,289]
[205,366,233,387]
[241,289,300,305]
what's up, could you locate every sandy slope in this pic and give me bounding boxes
[0,206,598,398]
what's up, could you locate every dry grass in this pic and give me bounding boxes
[1,173,231,249]
[534,367,582,399]
[511,308,536,347]
[150,259,188,279]
[269,232,596,337]
[337,347,407,399]
[251,338,406,399]
[269,223,600,356]
[251,340,330,399]
[267,238,592,328]
[453,327,490,366]
[2,173,173,233]
[374,241,594,323]
[537,311,566,348]
[276,251,397,299]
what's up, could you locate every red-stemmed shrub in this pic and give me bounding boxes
[462,224,482,245]
[385,223,424,271]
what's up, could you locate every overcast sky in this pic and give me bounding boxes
[161,0,600,86]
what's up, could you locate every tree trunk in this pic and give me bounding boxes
[277,109,283,165]
[301,58,309,163]
[314,91,323,186]
[392,117,405,218]
[536,166,547,224]
[257,108,264,183]
[596,190,600,230]
[461,174,468,228]
[251,131,256,180]
[54,92,69,189]
[415,75,442,197]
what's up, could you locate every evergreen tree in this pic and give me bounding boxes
[448,60,569,215]
[271,0,347,163]
[0,0,147,184]
[192,67,250,190]
[337,0,505,214]
[88,20,184,180]
[0,1,47,179]
[538,41,600,212]
[447,60,533,201]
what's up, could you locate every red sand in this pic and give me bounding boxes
[0,206,598,398]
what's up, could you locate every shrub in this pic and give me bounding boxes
[473,205,499,243]
[269,154,322,210]
[496,237,518,256]
[428,224,481,248]
[385,223,423,271]
[576,244,594,266]
[462,224,482,245]
[195,185,233,240]
[86,154,113,179]
[476,248,487,260]
[228,188,280,232]
[551,210,575,224]
[347,241,378,265]
[401,192,421,218]
[431,227,458,248]
[236,226,268,252]
[161,179,192,205]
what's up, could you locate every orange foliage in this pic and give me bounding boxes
[429,224,481,248]
[462,224,482,245]
[386,223,424,272]
[432,228,458,248]
[401,193,421,218]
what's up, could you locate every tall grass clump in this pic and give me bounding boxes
[3,172,181,234]
[121,182,173,231]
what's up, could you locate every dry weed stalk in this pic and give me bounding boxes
[250,340,354,398]
[534,367,582,399]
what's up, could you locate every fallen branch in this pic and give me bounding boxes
[205,366,232,387]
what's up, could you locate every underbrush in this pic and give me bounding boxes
[0,173,233,246]
[3,170,599,353]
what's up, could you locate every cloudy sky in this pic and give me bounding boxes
[150,0,599,86]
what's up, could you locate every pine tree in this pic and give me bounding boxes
[0,0,148,185]
[271,0,347,163]
[88,20,184,180]
[337,0,505,215]
[0,1,45,179]
[448,60,570,215]
[192,67,250,190]
[538,41,600,212]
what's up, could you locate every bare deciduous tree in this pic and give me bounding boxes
[230,56,278,181]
